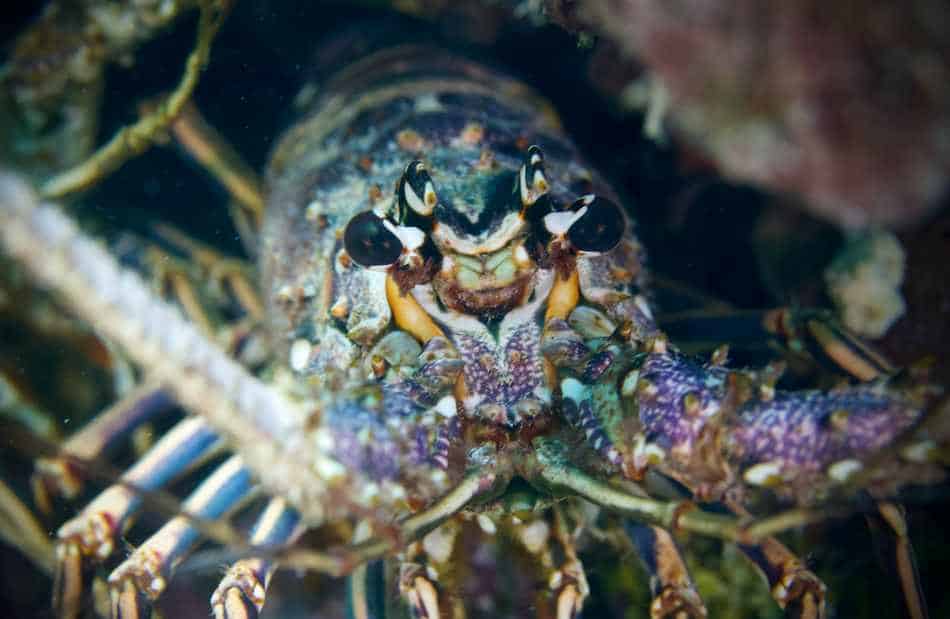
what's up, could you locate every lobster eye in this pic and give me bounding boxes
[565,195,624,254]
[398,161,438,219]
[344,211,404,267]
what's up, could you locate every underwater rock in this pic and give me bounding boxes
[546,0,950,229]
[825,231,906,339]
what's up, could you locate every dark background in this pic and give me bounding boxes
[2,1,948,617]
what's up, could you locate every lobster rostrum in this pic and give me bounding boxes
[0,40,945,619]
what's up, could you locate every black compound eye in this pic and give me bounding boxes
[344,211,403,267]
[566,195,624,254]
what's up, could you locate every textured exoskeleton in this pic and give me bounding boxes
[0,41,944,619]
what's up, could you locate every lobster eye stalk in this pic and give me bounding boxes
[398,160,439,221]
[519,145,549,210]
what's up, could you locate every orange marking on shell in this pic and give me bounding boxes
[337,250,352,269]
[385,275,444,343]
[545,270,580,323]
[330,296,349,319]
[397,129,426,152]
[460,122,484,145]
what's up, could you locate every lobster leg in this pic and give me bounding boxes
[865,501,929,619]
[531,437,786,543]
[157,98,264,251]
[0,371,60,440]
[150,224,265,322]
[210,497,304,619]
[625,522,707,618]
[108,455,255,618]
[39,0,230,201]
[718,497,826,619]
[33,381,173,512]
[54,417,219,618]
[0,476,54,575]
[513,506,589,619]
[148,249,220,337]
[657,307,894,382]
[348,558,388,619]
[737,537,826,619]
[398,520,462,619]
[348,518,389,619]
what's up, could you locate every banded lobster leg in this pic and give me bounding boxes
[148,223,264,324]
[623,467,819,618]
[397,519,462,619]
[32,381,175,513]
[624,522,706,618]
[54,417,220,617]
[736,537,825,619]
[387,505,590,619]
[108,455,256,617]
[511,505,590,619]
[211,498,304,619]
[347,521,389,619]
[388,505,592,619]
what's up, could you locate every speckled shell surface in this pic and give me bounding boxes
[260,46,642,386]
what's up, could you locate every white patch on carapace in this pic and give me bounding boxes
[519,164,548,206]
[314,455,346,480]
[560,377,587,404]
[828,459,863,482]
[543,207,587,236]
[632,433,666,465]
[476,513,497,535]
[289,339,312,372]
[743,460,784,486]
[621,370,640,398]
[519,519,550,555]
[434,395,458,418]
[901,440,936,463]
[402,176,437,217]
[359,482,380,503]
[414,93,443,113]
[382,219,425,251]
